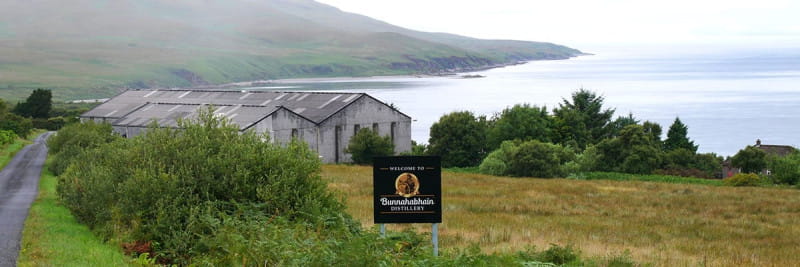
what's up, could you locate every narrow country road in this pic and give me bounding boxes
[0,132,52,267]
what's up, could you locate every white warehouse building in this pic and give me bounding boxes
[81,89,412,163]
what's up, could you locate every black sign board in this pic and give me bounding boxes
[373,156,442,224]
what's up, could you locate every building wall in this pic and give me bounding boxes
[317,96,412,163]
[267,109,318,151]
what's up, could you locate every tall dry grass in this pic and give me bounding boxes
[323,165,800,266]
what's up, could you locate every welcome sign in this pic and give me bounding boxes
[373,156,442,224]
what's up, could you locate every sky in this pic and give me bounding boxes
[316,0,800,53]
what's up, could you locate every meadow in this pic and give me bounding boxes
[323,165,800,266]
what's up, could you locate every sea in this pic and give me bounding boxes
[251,48,800,157]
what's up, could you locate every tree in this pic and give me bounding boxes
[13,88,53,118]
[642,121,663,147]
[607,113,639,138]
[595,124,664,174]
[552,89,615,149]
[487,104,551,150]
[345,128,394,165]
[731,145,767,174]
[663,117,698,153]
[427,111,488,167]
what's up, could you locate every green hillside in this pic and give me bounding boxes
[0,0,582,100]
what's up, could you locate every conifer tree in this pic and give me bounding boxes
[663,117,698,153]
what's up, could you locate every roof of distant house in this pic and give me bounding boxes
[755,139,797,157]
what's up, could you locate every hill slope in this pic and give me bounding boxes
[0,0,582,100]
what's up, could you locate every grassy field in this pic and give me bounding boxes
[323,165,800,266]
[17,160,132,267]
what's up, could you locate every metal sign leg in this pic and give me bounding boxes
[432,223,439,256]
[380,224,386,237]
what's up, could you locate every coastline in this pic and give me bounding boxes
[208,55,590,88]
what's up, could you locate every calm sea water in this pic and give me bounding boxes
[263,49,800,157]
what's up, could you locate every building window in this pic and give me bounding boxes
[291,128,298,139]
[354,124,360,135]
[373,123,379,133]
[390,122,397,143]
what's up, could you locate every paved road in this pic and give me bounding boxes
[0,132,51,267]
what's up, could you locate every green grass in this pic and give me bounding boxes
[570,172,725,186]
[0,130,45,169]
[17,159,132,267]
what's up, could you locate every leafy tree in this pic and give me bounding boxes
[13,88,53,118]
[427,111,488,167]
[731,145,767,174]
[345,128,394,165]
[487,104,551,150]
[595,124,664,174]
[663,117,698,153]
[552,89,615,149]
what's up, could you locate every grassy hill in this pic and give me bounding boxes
[0,0,582,101]
[323,165,800,266]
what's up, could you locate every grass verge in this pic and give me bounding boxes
[0,130,45,169]
[17,159,132,267]
[324,164,800,266]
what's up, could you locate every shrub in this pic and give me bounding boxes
[536,244,579,265]
[57,109,356,264]
[769,152,800,185]
[0,112,33,138]
[479,140,574,178]
[0,130,17,145]
[345,128,394,165]
[723,173,762,187]
[47,121,119,175]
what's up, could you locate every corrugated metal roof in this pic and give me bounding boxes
[112,102,278,130]
[83,89,369,124]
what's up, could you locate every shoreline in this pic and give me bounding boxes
[203,55,590,88]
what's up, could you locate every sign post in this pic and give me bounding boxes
[374,156,442,256]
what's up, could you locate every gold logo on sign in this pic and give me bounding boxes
[395,172,420,198]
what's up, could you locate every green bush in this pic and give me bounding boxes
[769,152,800,185]
[47,121,119,175]
[0,112,33,138]
[536,244,579,265]
[723,173,762,187]
[479,140,574,178]
[57,110,356,264]
[0,130,17,145]
[345,128,394,165]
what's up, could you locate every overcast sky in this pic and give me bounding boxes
[317,0,800,52]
